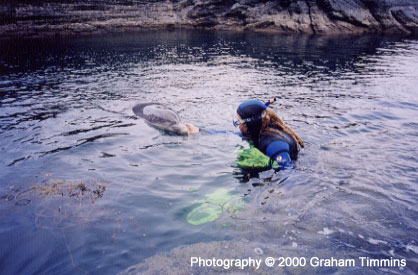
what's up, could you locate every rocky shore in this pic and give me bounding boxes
[1,0,417,37]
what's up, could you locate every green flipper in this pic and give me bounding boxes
[237,143,278,169]
[187,188,244,226]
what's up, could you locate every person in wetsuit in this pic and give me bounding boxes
[234,99,305,167]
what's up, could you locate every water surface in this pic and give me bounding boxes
[0,31,418,274]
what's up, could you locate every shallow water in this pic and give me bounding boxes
[0,31,418,274]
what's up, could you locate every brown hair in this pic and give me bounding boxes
[261,109,305,150]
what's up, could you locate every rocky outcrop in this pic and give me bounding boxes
[1,0,418,37]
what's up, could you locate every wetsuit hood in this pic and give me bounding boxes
[237,100,266,119]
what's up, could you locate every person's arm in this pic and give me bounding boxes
[266,140,293,168]
[202,129,241,135]
[184,123,241,136]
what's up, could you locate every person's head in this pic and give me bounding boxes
[235,99,305,149]
[235,100,267,144]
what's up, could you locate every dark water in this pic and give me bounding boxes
[0,31,417,274]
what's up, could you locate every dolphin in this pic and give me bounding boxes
[132,103,189,135]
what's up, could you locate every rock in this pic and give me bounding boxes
[0,0,417,37]
[391,7,418,35]
[0,4,15,24]
[118,240,372,274]
[196,17,218,27]
[225,3,248,20]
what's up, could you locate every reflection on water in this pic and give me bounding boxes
[0,31,418,274]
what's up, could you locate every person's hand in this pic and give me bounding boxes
[184,123,200,135]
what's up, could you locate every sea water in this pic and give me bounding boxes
[0,31,417,274]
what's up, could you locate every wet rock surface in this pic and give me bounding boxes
[118,240,375,274]
[0,0,417,37]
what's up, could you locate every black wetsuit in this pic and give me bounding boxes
[257,126,299,165]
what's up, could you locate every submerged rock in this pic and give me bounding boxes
[0,0,417,37]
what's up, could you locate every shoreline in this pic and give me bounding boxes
[0,27,411,42]
[1,1,417,39]
[1,24,416,40]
